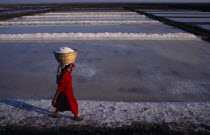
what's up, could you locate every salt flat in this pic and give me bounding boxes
[0,8,209,102]
[0,5,210,134]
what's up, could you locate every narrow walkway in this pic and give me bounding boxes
[0,99,209,134]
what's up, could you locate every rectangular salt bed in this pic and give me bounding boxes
[20,16,146,20]
[167,18,210,22]
[146,11,210,14]
[0,40,210,102]
[0,24,186,34]
[152,14,210,17]
[197,24,210,30]
[7,18,152,22]
[40,12,140,16]
[0,8,50,15]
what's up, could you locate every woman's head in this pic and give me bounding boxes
[61,64,72,73]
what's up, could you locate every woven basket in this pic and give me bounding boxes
[54,49,77,65]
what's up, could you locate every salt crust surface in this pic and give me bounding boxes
[0,32,200,40]
[55,47,75,53]
[0,99,209,131]
[0,20,160,26]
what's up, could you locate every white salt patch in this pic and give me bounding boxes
[0,32,200,41]
[55,47,75,53]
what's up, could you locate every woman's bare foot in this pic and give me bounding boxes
[74,116,84,121]
[53,113,61,118]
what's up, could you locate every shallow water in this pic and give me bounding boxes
[0,23,183,34]
[0,40,210,102]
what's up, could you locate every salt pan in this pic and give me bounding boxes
[55,47,75,53]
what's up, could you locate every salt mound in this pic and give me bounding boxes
[55,47,74,53]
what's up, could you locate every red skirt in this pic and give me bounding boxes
[52,92,71,112]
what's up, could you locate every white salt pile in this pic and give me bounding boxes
[55,47,74,53]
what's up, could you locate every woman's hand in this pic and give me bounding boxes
[72,63,76,70]
[72,63,76,67]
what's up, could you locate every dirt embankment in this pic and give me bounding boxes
[1,122,209,135]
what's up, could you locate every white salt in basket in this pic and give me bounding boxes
[54,49,77,65]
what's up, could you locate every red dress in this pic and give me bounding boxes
[53,67,78,116]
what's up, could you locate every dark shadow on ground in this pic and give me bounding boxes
[0,99,73,119]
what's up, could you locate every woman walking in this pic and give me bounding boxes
[52,63,83,121]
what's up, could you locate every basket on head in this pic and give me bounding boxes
[54,49,77,65]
